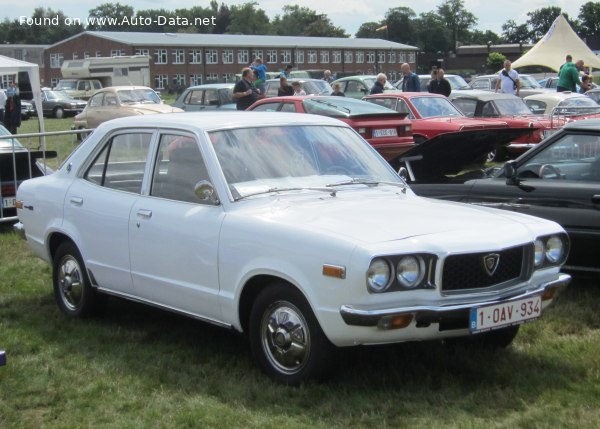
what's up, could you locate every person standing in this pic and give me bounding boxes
[400,63,420,92]
[579,74,592,94]
[323,70,334,84]
[4,83,21,134]
[277,77,294,96]
[427,68,451,97]
[331,82,345,96]
[495,60,520,96]
[279,64,293,78]
[370,73,387,94]
[250,57,267,96]
[233,68,259,110]
[292,81,306,96]
[557,60,581,92]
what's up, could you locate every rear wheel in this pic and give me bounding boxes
[53,106,65,119]
[53,242,102,317]
[249,284,334,385]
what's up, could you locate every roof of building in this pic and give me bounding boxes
[50,31,419,51]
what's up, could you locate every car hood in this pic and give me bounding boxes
[241,189,544,245]
[390,127,532,177]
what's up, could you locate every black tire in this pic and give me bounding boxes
[249,283,334,385]
[52,241,101,318]
[54,106,65,119]
[448,325,520,350]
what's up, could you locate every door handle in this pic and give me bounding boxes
[69,197,83,206]
[136,209,153,219]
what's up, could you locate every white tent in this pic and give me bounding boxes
[511,14,600,72]
[0,54,45,135]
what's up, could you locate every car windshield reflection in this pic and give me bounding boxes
[116,89,161,104]
[209,125,401,199]
[411,97,464,118]
[494,99,534,116]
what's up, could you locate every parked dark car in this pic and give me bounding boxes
[398,119,600,273]
[36,90,87,118]
[171,83,235,111]
[0,124,56,223]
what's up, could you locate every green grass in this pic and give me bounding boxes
[0,227,599,428]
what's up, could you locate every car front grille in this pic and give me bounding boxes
[441,244,531,292]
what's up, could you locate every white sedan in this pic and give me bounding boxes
[15,112,570,384]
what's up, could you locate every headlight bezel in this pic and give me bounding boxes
[367,253,436,293]
[533,234,569,268]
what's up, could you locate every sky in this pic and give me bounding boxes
[4,0,588,36]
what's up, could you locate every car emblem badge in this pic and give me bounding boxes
[483,253,500,276]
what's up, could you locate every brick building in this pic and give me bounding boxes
[44,31,418,91]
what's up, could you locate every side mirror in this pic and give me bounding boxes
[504,160,519,185]
[398,166,409,181]
[194,180,220,205]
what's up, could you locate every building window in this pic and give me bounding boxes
[14,49,24,60]
[307,50,317,64]
[206,49,218,64]
[408,51,416,63]
[295,50,304,64]
[72,52,79,60]
[281,50,291,64]
[251,50,263,61]
[136,49,149,57]
[367,51,375,64]
[50,53,64,68]
[189,49,202,64]
[154,49,167,64]
[389,51,397,64]
[1,76,13,87]
[206,73,219,82]
[222,73,234,82]
[83,51,90,59]
[190,74,203,86]
[344,51,353,64]
[237,49,249,64]
[377,51,386,64]
[155,74,168,90]
[172,49,185,64]
[320,50,329,64]
[332,50,341,64]
[51,77,60,88]
[95,51,102,57]
[399,52,407,63]
[222,49,233,64]
[355,51,364,63]
[111,50,125,57]
[173,74,186,87]
[267,49,277,64]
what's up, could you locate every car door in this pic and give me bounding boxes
[64,130,155,294]
[345,80,370,99]
[129,132,224,320]
[179,89,204,111]
[466,131,600,269]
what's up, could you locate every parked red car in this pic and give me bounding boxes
[247,96,414,161]
[448,91,563,160]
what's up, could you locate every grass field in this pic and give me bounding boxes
[0,225,599,428]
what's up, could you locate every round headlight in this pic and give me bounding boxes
[545,236,564,264]
[396,256,425,289]
[534,238,545,267]
[367,258,391,292]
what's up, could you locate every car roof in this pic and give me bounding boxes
[265,78,326,83]
[523,92,586,102]
[333,75,378,80]
[450,91,520,102]
[95,111,350,133]
[184,83,235,90]
[99,86,156,91]
[364,92,445,99]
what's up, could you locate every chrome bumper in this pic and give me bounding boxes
[13,221,26,240]
[340,273,571,327]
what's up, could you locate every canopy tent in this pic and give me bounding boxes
[511,14,600,72]
[0,55,45,135]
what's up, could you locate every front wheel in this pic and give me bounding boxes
[53,241,101,317]
[249,284,334,385]
[54,106,65,119]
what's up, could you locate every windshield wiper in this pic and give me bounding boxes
[326,177,407,190]
[234,186,335,201]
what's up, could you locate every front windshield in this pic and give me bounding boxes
[446,75,470,90]
[44,90,70,100]
[116,89,161,104]
[302,80,333,95]
[519,76,543,89]
[55,81,77,90]
[411,96,464,118]
[494,98,534,115]
[303,97,399,118]
[209,125,401,199]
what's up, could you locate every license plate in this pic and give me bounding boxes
[2,197,16,209]
[373,128,398,138]
[470,295,542,333]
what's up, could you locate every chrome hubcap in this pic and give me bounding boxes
[58,256,83,311]
[261,302,310,375]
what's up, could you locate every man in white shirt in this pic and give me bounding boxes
[495,60,520,97]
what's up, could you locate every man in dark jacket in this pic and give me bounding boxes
[4,83,21,134]
[370,73,387,94]
[427,68,451,97]
[400,63,420,92]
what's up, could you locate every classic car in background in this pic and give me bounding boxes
[394,74,472,93]
[524,92,600,119]
[0,124,56,223]
[248,96,414,160]
[469,74,551,98]
[586,88,600,105]
[399,119,600,273]
[15,112,570,384]
[73,86,183,129]
[263,78,332,97]
[331,75,399,99]
[34,89,88,118]
[538,76,598,92]
[171,83,235,111]
[449,91,561,160]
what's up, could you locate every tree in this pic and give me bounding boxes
[501,19,531,43]
[526,7,565,41]
[578,1,600,38]
[384,7,418,45]
[487,52,506,72]
[0,8,82,44]
[437,0,477,50]
[355,22,384,39]
[414,12,452,53]
[210,1,231,34]
[465,30,501,46]
[271,5,347,37]
[227,2,270,34]
[87,3,135,31]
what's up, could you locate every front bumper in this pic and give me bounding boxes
[340,273,571,328]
